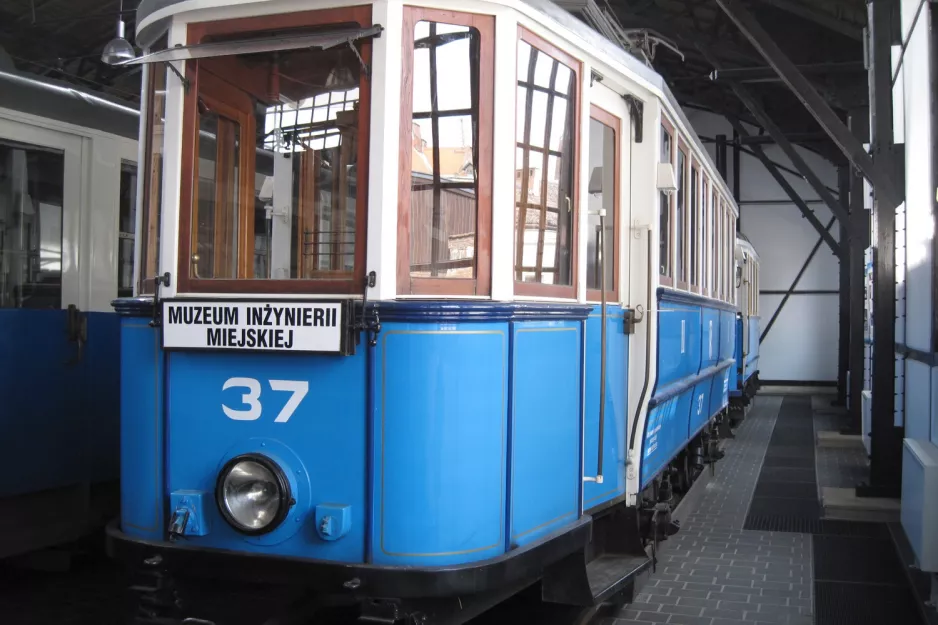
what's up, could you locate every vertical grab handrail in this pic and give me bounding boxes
[595,208,607,483]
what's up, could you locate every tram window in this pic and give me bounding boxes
[690,163,698,290]
[398,10,494,295]
[659,123,673,281]
[139,46,167,295]
[586,107,618,301]
[675,146,686,287]
[711,189,717,298]
[118,162,137,298]
[715,197,722,301]
[702,177,709,295]
[0,140,64,309]
[515,30,580,298]
[178,7,371,293]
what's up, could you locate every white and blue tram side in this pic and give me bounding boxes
[728,233,761,423]
[108,0,740,622]
[0,69,138,557]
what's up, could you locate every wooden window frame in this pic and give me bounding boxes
[689,159,700,294]
[138,53,167,295]
[512,26,582,299]
[397,7,494,297]
[585,104,621,303]
[675,140,689,291]
[176,5,372,295]
[659,117,676,287]
[191,71,256,280]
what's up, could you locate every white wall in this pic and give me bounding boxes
[682,108,841,382]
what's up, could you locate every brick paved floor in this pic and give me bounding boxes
[604,395,815,625]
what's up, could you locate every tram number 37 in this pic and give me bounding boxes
[222,377,308,423]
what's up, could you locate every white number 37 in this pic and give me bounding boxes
[222,377,308,423]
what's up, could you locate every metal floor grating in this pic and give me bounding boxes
[816,581,924,625]
[753,481,818,499]
[742,396,926,625]
[814,534,908,585]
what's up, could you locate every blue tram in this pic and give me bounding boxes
[0,69,138,558]
[728,234,761,425]
[106,0,757,622]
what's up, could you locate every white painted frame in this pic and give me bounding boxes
[0,108,138,313]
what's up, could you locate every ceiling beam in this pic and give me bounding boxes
[751,0,864,40]
[729,82,850,226]
[729,118,842,256]
[710,61,865,82]
[713,0,902,209]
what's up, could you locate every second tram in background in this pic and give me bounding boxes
[0,67,137,559]
[729,233,761,425]
[107,0,760,623]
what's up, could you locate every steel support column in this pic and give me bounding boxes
[835,166,850,406]
[729,119,841,256]
[714,0,903,210]
[716,134,728,181]
[845,109,870,435]
[861,0,904,498]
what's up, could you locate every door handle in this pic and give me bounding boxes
[66,304,87,364]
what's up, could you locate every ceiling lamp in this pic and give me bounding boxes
[101,2,135,66]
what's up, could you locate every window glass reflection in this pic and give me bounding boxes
[0,140,64,309]
[118,162,136,297]
[408,20,480,280]
[514,39,576,287]
[676,149,685,283]
[586,117,615,293]
[189,29,364,281]
[659,126,671,277]
[690,165,698,286]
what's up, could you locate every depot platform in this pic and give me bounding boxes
[601,390,932,625]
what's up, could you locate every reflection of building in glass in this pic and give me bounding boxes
[406,21,480,281]
[0,143,64,309]
[514,38,576,287]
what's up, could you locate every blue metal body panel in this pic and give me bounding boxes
[119,319,165,540]
[163,349,367,560]
[509,320,581,547]
[641,290,735,489]
[730,314,761,397]
[729,316,743,396]
[746,316,760,382]
[374,323,507,565]
[0,309,120,498]
[583,306,628,509]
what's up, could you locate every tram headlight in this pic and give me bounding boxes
[215,454,291,535]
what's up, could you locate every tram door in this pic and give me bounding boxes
[738,249,749,359]
[0,118,87,502]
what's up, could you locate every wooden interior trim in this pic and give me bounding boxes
[176,4,372,294]
[586,104,620,303]
[513,25,581,300]
[194,71,255,280]
[139,65,163,294]
[397,7,495,297]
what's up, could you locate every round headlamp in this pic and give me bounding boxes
[215,454,291,535]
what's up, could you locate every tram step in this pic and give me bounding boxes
[586,554,653,604]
